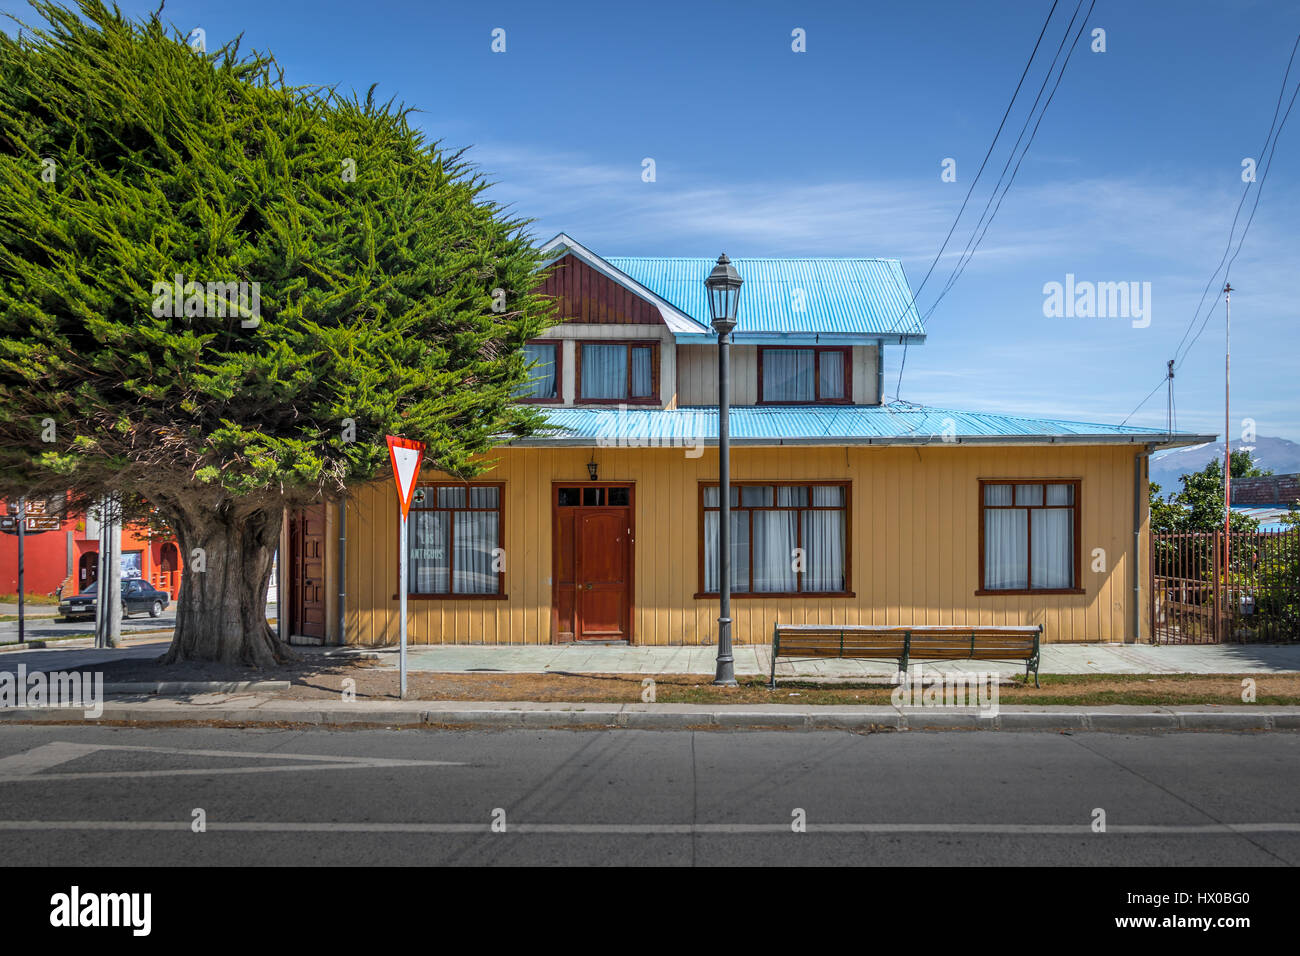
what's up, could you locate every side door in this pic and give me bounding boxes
[124,580,145,613]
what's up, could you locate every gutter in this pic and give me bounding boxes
[672,332,926,347]
[1133,444,1152,642]
[507,433,1219,451]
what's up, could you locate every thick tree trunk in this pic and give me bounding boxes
[156,497,292,667]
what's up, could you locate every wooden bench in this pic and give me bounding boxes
[769,623,1042,688]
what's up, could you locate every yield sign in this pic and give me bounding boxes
[386,435,426,519]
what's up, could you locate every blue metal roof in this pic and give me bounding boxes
[605,257,925,337]
[1230,505,1295,533]
[511,405,1213,448]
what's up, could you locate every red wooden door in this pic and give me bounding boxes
[552,485,633,643]
[577,510,629,640]
[290,505,326,639]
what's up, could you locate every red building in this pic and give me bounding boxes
[0,500,183,599]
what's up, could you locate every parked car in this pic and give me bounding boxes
[58,579,170,622]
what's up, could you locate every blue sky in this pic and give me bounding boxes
[6,0,1298,441]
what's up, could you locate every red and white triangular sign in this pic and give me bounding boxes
[386,435,426,519]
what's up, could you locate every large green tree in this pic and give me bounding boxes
[1150,449,1270,533]
[0,1,553,664]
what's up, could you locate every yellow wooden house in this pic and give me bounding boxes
[283,234,1213,647]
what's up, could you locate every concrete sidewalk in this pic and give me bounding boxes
[2,639,1299,679]
[2,694,1298,732]
[396,641,1300,677]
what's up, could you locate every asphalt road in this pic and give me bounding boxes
[0,725,1296,866]
[0,604,277,644]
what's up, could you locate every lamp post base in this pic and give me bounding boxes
[713,616,738,686]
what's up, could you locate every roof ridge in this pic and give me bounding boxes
[605,256,905,263]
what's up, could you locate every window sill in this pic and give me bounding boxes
[974,588,1085,596]
[393,593,509,601]
[756,399,853,406]
[693,591,856,600]
[574,397,660,405]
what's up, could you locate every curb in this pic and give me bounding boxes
[102,681,292,695]
[3,702,1300,732]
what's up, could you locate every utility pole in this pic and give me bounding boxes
[1165,359,1175,437]
[16,497,25,645]
[1223,284,1233,592]
[94,495,122,649]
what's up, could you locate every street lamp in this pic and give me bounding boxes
[705,253,743,686]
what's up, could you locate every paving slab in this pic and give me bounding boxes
[390,641,1300,676]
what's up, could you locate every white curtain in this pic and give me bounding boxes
[409,510,449,594]
[818,352,846,399]
[1031,509,1073,589]
[453,512,498,594]
[409,487,500,594]
[703,510,749,592]
[630,346,653,398]
[764,350,814,401]
[519,344,556,399]
[703,484,847,593]
[803,510,845,591]
[581,344,627,399]
[753,510,798,591]
[984,510,1028,590]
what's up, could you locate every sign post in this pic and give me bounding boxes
[386,435,426,699]
[16,497,24,645]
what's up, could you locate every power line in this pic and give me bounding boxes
[904,0,1064,315]
[1120,375,1169,427]
[920,0,1093,323]
[894,0,1094,400]
[1176,65,1299,368]
[1118,32,1298,434]
[888,0,1066,399]
[1171,32,1300,371]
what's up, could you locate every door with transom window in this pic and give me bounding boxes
[551,483,634,643]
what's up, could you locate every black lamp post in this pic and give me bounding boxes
[705,253,743,686]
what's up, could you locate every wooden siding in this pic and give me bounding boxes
[341,443,1148,646]
[676,344,880,405]
[540,254,663,325]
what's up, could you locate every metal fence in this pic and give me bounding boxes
[1151,529,1299,643]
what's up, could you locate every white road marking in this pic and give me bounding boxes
[0,742,100,776]
[0,821,1296,834]
[0,740,462,781]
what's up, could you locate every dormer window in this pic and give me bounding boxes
[758,347,851,404]
[515,341,560,402]
[576,341,659,404]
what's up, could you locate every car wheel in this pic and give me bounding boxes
[149,600,163,618]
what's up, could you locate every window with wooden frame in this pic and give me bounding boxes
[978,479,1082,594]
[514,340,560,403]
[758,347,851,404]
[575,341,659,403]
[696,481,852,597]
[407,483,505,598]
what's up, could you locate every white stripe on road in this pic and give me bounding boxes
[0,742,100,775]
[0,741,462,781]
[0,821,1296,834]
